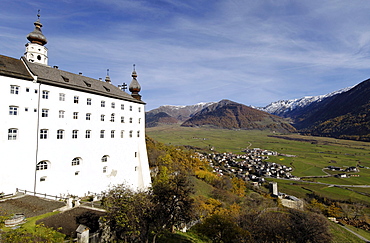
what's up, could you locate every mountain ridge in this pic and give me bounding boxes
[181,99,296,133]
[146,78,370,141]
[258,86,353,117]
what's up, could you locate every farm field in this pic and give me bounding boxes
[146,125,370,204]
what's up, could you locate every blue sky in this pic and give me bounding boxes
[2,0,370,110]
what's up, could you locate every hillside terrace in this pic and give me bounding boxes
[198,149,298,182]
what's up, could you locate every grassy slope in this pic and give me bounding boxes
[147,125,370,181]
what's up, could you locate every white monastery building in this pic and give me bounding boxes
[0,14,151,197]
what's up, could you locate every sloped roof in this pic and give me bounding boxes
[0,54,144,104]
[0,55,34,81]
[24,57,144,104]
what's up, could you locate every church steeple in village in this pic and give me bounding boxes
[24,10,48,65]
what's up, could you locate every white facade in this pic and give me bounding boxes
[0,60,151,197]
[0,16,151,197]
[24,42,48,65]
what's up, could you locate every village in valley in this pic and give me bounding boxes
[198,148,297,183]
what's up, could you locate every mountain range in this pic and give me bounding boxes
[146,78,370,141]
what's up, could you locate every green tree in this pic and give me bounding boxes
[151,168,196,241]
[239,208,331,243]
[193,214,251,243]
[101,185,153,242]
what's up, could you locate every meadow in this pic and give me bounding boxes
[146,125,370,204]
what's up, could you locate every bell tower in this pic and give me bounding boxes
[24,10,48,65]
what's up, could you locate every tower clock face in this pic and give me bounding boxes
[37,55,41,60]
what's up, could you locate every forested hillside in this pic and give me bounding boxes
[292,79,370,141]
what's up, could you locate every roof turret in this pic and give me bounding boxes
[26,10,47,46]
[129,64,142,101]
[105,69,111,83]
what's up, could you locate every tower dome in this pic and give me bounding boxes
[26,12,47,46]
[129,64,142,101]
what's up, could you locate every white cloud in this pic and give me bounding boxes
[2,0,370,110]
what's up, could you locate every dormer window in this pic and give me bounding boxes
[61,76,69,82]
[83,81,91,87]
[103,86,110,92]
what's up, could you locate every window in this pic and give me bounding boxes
[72,157,80,166]
[138,107,141,112]
[110,113,115,122]
[57,129,64,139]
[75,171,80,176]
[72,130,78,139]
[40,176,47,182]
[139,118,141,124]
[42,90,49,99]
[62,75,70,82]
[26,88,30,92]
[42,109,49,117]
[35,89,38,94]
[102,155,108,162]
[103,166,107,173]
[73,112,78,119]
[129,117,132,123]
[74,96,79,103]
[10,85,19,94]
[130,106,132,111]
[121,116,125,123]
[36,161,48,170]
[86,113,91,120]
[40,129,48,139]
[59,93,65,101]
[9,106,18,115]
[100,130,105,138]
[135,152,137,157]
[137,130,140,137]
[101,114,105,121]
[111,130,115,138]
[111,102,115,108]
[129,130,133,138]
[85,130,91,138]
[121,130,124,138]
[121,104,124,110]
[8,128,18,140]
[25,107,28,112]
[59,110,65,118]
[101,100,105,107]
[87,98,92,105]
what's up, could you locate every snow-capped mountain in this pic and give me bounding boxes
[259,86,353,117]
